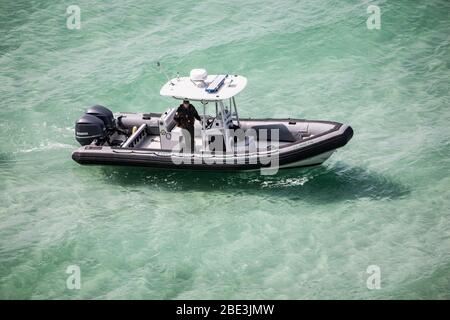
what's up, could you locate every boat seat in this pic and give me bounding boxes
[251,124,297,142]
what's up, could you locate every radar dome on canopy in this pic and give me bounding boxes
[190,69,208,82]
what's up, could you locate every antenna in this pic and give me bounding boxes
[156,61,174,85]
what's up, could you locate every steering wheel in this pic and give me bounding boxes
[204,116,215,129]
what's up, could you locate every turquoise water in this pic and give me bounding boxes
[1,0,450,299]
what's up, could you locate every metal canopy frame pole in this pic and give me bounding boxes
[219,100,230,152]
[202,101,206,151]
[232,97,240,126]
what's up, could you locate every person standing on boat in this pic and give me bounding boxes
[174,99,201,153]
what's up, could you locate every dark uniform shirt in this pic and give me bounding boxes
[174,103,201,129]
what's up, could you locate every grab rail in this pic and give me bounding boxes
[121,123,147,148]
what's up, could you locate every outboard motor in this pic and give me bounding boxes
[85,105,114,130]
[75,105,114,146]
[75,114,107,146]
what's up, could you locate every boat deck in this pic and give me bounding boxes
[133,134,294,151]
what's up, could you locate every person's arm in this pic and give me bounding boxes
[192,105,202,122]
[174,106,182,124]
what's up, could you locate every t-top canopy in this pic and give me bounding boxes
[160,73,247,102]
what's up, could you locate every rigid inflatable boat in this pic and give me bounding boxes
[72,69,353,172]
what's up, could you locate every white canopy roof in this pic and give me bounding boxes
[160,74,247,102]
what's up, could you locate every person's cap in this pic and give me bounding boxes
[183,99,189,103]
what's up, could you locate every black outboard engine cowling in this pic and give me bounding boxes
[75,114,107,146]
[85,105,114,130]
